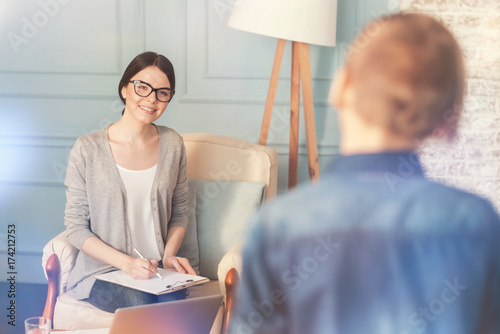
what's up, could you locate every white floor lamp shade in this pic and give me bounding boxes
[228,0,337,47]
[228,1,338,188]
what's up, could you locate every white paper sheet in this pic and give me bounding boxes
[95,268,209,295]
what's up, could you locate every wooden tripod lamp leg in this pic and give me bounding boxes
[297,42,320,181]
[289,41,300,189]
[259,39,286,146]
[259,39,320,185]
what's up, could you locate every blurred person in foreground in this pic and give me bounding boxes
[228,13,500,334]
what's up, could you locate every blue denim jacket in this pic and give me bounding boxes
[229,152,500,334]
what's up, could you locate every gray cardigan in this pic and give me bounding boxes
[64,125,188,300]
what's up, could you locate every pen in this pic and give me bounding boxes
[133,248,162,279]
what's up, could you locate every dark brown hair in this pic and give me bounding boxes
[118,51,176,105]
[345,13,465,140]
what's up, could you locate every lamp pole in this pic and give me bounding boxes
[258,39,320,189]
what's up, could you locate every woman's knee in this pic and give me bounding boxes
[87,280,156,312]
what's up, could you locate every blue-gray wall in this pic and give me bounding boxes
[0,0,398,283]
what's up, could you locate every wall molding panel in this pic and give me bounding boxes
[0,0,145,97]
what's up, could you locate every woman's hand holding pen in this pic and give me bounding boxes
[81,236,160,280]
[163,255,196,275]
[125,257,160,279]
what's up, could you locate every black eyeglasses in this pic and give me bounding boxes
[128,80,174,102]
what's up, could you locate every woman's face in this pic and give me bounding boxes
[121,66,171,125]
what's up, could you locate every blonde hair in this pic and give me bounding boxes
[345,13,465,140]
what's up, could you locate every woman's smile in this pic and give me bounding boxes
[139,104,157,114]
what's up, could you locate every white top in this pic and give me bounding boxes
[116,164,161,260]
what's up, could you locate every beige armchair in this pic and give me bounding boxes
[42,133,278,333]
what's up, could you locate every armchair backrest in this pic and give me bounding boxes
[182,133,278,201]
[179,133,279,279]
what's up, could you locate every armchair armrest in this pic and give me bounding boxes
[222,268,239,334]
[218,242,243,334]
[42,254,59,324]
[42,231,78,295]
[217,241,243,299]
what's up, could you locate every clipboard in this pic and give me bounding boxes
[95,268,210,295]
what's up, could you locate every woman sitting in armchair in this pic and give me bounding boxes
[64,51,195,313]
